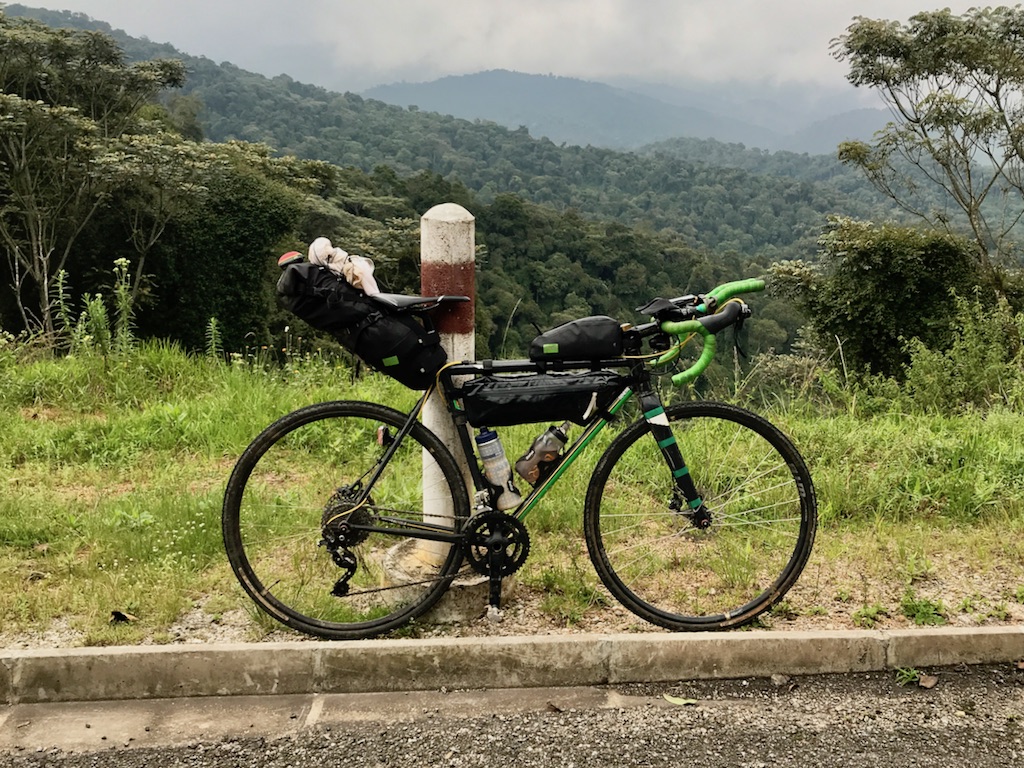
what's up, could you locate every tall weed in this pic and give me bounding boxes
[902,293,1024,412]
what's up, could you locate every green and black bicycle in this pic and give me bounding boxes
[222,278,817,640]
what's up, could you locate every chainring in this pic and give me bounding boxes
[462,511,531,577]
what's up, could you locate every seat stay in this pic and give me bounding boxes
[347,389,433,505]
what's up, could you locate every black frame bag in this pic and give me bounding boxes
[460,371,627,427]
[277,262,446,390]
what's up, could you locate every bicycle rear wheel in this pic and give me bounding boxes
[584,401,816,630]
[222,400,469,640]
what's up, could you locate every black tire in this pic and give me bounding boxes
[222,400,470,640]
[584,401,816,630]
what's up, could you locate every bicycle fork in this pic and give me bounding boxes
[638,392,711,528]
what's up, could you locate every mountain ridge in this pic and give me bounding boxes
[363,69,887,155]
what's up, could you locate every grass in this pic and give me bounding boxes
[895,667,923,687]
[851,603,888,628]
[2,340,1024,643]
[900,591,948,626]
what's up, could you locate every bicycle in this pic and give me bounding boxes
[222,278,817,640]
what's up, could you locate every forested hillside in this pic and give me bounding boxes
[179,66,899,262]
[1,6,913,360]
[7,5,903,263]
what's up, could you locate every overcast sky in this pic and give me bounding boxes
[25,1,987,93]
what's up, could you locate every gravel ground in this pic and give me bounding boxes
[1,570,1022,650]
[2,665,1022,766]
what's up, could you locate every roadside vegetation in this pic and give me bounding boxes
[1,280,1023,645]
[3,7,1024,644]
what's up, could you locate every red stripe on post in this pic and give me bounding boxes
[421,261,475,335]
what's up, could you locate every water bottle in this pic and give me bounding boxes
[475,429,523,510]
[515,421,569,485]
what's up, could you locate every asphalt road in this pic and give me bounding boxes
[2,664,1022,767]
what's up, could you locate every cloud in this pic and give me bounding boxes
[32,0,986,91]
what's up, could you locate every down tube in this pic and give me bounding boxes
[512,387,635,520]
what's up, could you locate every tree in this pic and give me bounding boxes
[832,7,1024,279]
[0,95,112,332]
[771,216,980,378]
[100,131,220,301]
[0,13,184,334]
[140,143,304,351]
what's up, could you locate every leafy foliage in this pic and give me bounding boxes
[834,6,1024,273]
[772,217,980,378]
[903,292,1024,412]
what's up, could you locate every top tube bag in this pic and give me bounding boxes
[528,315,624,362]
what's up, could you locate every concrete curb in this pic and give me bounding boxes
[2,627,1022,705]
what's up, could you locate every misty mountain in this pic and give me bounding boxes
[5,4,907,262]
[363,70,778,150]
[364,70,889,155]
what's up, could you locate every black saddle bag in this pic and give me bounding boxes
[277,261,377,332]
[459,370,627,427]
[277,262,446,390]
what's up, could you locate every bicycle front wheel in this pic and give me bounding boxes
[222,400,470,640]
[584,401,816,631]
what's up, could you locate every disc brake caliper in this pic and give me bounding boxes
[671,492,712,530]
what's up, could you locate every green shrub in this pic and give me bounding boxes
[902,293,1024,412]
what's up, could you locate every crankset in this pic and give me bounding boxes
[462,511,531,577]
[462,511,531,614]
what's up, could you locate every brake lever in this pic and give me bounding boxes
[636,296,701,322]
[635,297,680,318]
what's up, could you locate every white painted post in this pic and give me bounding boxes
[420,204,476,556]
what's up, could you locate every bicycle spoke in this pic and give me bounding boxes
[223,401,468,640]
[585,401,816,630]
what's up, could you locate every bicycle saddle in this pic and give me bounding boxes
[368,293,470,312]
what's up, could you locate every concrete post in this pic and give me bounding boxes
[418,203,505,622]
[420,204,476,553]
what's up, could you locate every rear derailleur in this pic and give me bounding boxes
[319,484,372,597]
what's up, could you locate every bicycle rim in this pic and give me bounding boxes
[222,400,469,640]
[584,401,816,630]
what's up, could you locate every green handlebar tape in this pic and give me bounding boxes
[659,317,705,338]
[709,278,765,303]
[697,278,766,312]
[656,277,764,386]
[672,334,717,386]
